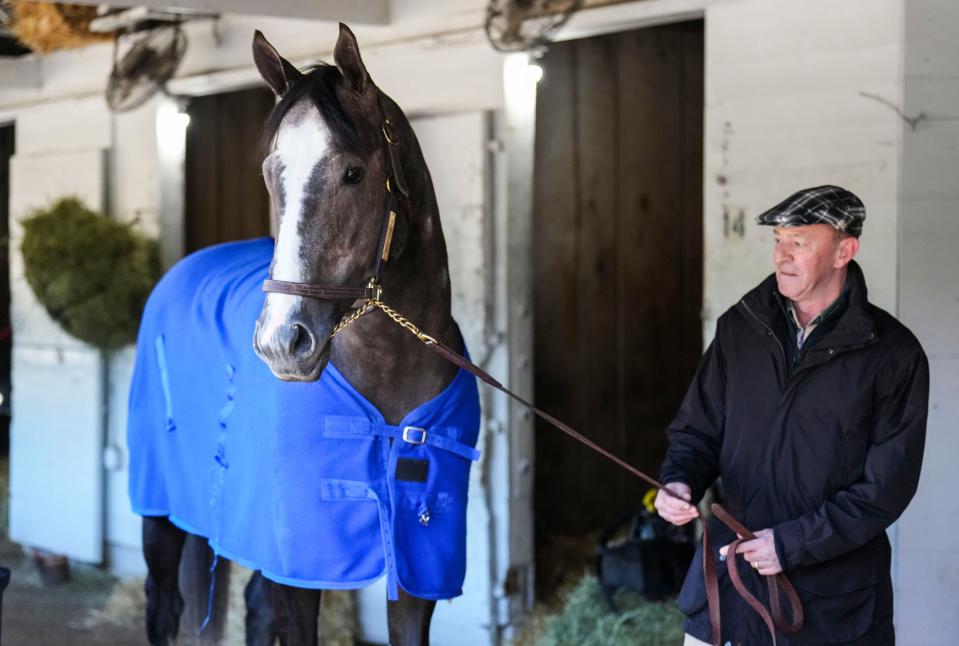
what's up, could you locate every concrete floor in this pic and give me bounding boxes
[0,449,145,645]
[0,536,145,645]
[0,451,357,646]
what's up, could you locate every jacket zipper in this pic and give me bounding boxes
[741,299,824,404]
[740,299,787,370]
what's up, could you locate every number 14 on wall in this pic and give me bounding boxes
[723,207,745,239]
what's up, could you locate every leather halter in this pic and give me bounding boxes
[262,95,408,304]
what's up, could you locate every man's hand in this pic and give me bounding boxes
[654,482,698,526]
[720,529,783,576]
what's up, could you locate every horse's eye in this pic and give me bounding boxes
[343,167,364,184]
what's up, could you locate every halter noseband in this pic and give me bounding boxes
[262,95,408,305]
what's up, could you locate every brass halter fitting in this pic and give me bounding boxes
[366,278,383,302]
[382,118,400,146]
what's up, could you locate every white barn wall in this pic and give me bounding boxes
[702,0,903,337]
[895,1,959,643]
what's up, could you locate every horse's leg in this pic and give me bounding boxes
[387,589,436,646]
[143,516,187,645]
[271,582,321,646]
[245,570,278,646]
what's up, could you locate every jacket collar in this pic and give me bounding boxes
[739,260,876,348]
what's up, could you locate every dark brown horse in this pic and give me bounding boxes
[142,24,467,646]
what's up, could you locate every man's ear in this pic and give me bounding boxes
[253,30,302,96]
[835,235,860,268]
[333,23,370,95]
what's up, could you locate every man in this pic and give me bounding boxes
[655,186,928,645]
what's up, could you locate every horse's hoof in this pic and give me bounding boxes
[145,578,184,645]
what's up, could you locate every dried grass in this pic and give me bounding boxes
[80,577,146,628]
[512,574,684,646]
[515,529,685,646]
[222,565,357,645]
[535,532,599,597]
[320,590,358,646]
[20,196,159,349]
[10,1,111,54]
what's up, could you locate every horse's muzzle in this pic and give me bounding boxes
[253,315,330,382]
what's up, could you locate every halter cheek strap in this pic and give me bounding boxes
[372,114,410,277]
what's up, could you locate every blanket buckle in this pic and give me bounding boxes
[402,426,428,445]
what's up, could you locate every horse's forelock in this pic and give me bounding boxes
[259,64,360,162]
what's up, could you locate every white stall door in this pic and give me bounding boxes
[8,149,106,563]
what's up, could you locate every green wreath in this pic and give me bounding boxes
[20,197,160,349]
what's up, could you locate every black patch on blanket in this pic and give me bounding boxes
[396,458,429,483]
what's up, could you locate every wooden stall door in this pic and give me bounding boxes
[533,22,704,543]
[185,87,274,252]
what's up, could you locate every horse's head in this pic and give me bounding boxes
[252,25,408,381]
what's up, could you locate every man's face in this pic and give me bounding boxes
[773,224,855,303]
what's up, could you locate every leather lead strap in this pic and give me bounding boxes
[724,537,779,643]
[710,504,804,641]
[702,524,722,646]
[422,337,804,646]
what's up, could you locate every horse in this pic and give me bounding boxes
[127,24,481,646]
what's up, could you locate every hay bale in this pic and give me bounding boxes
[10,1,112,54]
[535,532,599,598]
[513,574,685,646]
[20,197,159,349]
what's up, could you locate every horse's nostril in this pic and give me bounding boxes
[267,319,319,363]
[289,322,316,358]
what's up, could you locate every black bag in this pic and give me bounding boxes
[596,504,694,612]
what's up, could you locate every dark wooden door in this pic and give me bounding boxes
[533,22,704,540]
[184,87,274,252]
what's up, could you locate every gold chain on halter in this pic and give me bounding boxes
[330,301,376,337]
[331,298,438,346]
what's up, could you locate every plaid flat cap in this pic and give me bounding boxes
[756,185,866,237]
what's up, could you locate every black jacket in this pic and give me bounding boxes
[660,261,928,645]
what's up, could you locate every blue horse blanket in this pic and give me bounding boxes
[127,238,481,600]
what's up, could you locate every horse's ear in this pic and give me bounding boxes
[333,23,370,95]
[253,30,302,96]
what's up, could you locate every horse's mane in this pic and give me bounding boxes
[259,64,360,160]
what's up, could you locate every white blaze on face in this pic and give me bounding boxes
[261,107,331,337]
